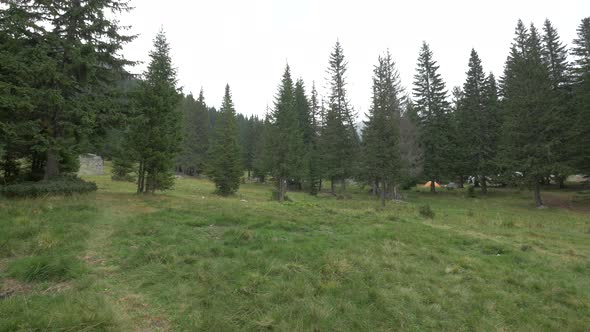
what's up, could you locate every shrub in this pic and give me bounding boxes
[111,159,136,182]
[418,204,435,219]
[0,176,97,198]
[466,185,476,198]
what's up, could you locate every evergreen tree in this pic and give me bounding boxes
[412,42,451,192]
[206,84,242,195]
[362,51,403,206]
[128,30,181,193]
[542,19,573,187]
[447,86,470,188]
[268,65,305,201]
[307,82,321,194]
[460,49,499,193]
[252,109,273,183]
[500,21,559,207]
[571,17,590,176]
[0,0,134,180]
[293,78,313,191]
[320,41,359,193]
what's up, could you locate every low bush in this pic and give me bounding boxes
[0,176,97,198]
[418,204,435,219]
[466,185,476,198]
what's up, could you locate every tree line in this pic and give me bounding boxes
[1,1,589,207]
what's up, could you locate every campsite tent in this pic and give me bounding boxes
[422,181,441,188]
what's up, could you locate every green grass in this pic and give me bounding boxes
[1,170,589,331]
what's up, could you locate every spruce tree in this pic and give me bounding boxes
[460,49,499,193]
[206,84,242,195]
[571,17,590,176]
[500,21,559,207]
[362,51,403,206]
[307,82,321,195]
[128,30,181,193]
[542,19,573,187]
[0,1,134,181]
[321,41,359,193]
[412,42,451,192]
[268,65,305,201]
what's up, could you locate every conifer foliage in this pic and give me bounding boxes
[412,42,450,192]
[267,65,305,201]
[206,85,242,196]
[129,30,182,194]
[362,51,404,206]
[499,21,559,207]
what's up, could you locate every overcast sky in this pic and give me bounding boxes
[118,0,589,118]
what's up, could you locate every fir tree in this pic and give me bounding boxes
[500,21,558,207]
[571,17,590,176]
[128,30,181,194]
[321,41,359,193]
[412,42,451,192]
[362,51,403,206]
[460,49,499,193]
[268,65,305,201]
[206,84,242,195]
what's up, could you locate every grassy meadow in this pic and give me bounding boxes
[1,169,590,331]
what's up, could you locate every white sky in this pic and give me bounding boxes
[118,0,589,118]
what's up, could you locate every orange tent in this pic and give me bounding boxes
[422,181,441,188]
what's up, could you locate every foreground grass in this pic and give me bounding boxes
[1,174,589,331]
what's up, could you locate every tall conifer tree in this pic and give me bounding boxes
[206,85,242,195]
[412,42,451,192]
[571,18,590,175]
[129,30,181,193]
[268,65,305,201]
[321,41,358,192]
[500,21,559,207]
[362,51,403,206]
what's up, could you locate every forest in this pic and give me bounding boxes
[1,2,589,208]
[1,1,590,330]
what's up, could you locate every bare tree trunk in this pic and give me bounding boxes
[558,176,566,189]
[393,184,400,200]
[318,178,322,192]
[341,178,346,192]
[430,178,436,193]
[44,149,60,179]
[458,175,464,189]
[277,177,285,202]
[534,180,544,208]
[481,175,488,194]
[330,177,335,195]
[373,178,379,196]
[137,161,144,194]
[380,180,386,207]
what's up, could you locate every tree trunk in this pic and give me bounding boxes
[341,178,346,192]
[458,175,464,189]
[373,178,379,196]
[137,161,145,194]
[393,184,400,200]
[558,176,566,189]
[534,180,544,208]
[247,169,251,180]
[277,177,285,202]
[44,149,60,179]
[330,177,335,195]
[318,178,322,192]
[380,180,386,207]
[481,175,488,194]
[430,178,436,193]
